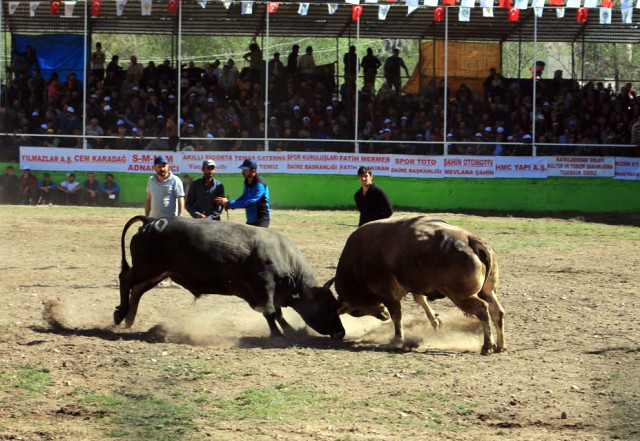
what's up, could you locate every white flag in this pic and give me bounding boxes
[8,2,19,14]
[64,0,76,16]
[141,0,151,15]
[636,0,640,8]
[407,5,419,14]
[29,1,40,16]
[345,0,360,4]
[566,0,579,8]
[116,0,128,16]
[600,7,611,23]
[241,1,252,14]
[621,7,633,22]
[222,0,232,9]
[620,0,632,8]
[480,0,492,7]
[298,2,309,15]
[514,0,528,9]
[364,0,378,3]
[378,4,390,18]
[197,0,209,8]
[423,0,438,6]
[461,0,475,7]
[483,6,494,16]
[583,0,596,7]
[327,3,338,14]
[533,0,544,7]
[556,7,565,17]
[407,0,418,5]
[459,6,471,20]
[534,6,543,16]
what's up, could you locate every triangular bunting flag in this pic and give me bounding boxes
[483,6,494,15]
[91,0,102,16]
[583,0,595,7]
[365,0,378,3]
[116,0,128,16]
[499,0,511,8]
[461,0,475,7]
[601,0,612,7]
[459,6,471,20]
[141,0,152,15]
[407,0,418,6]
[621,7,633,22]
[197,0,208,8]
[534,6,543,15]
[345,0,360,4]
[533,0,544,7]
[549,0,562,5]
[508,7,520,19]
[8,2,20,14]
[556,6,565,16]
[30,1,40,15]
[636,0,639,8]
[379,4,390,18]
[566,0,580,8]
[407,5,419,14]
[268,1,279,13]
[352,4,363,19]
[443,0,455,5]
[576,6,587,20]
[434,5,445,21]
[620,0,631,7]
[423,0,438,6]
[327,3,338,13]
[599,6,611,22]
[221,0,231,9]
[514,0,528,9]
[64,0,75,16]
[480,0,492,6]
[241,1,252,14]
[49,0,61,15]
[298,2,309,15]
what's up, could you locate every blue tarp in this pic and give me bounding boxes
[12,34,85,83]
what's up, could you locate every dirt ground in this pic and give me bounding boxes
[1,206,639,441]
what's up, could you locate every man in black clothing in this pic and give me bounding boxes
[186,159,225,220]
[383,48,409,96]
[354,166,393,227]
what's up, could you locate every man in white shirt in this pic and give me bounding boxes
[58,173,82,205]
[145,156,184,218]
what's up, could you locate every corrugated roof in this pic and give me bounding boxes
[2,0,639,43]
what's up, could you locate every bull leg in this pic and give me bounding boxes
[481,290,506,352]
[115,271,133,325]
[274,307,295,335]
[124,280,159,328]
[263,312,284,338]
[412,294,442,330]
[384,300,405,347]
[452,295,495,355]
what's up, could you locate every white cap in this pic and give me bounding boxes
[497,127,504,133]
[32,111,39,116]
[475,132,483,137]
[104,105,112,111]
[293,105,300,110]
[523,134,532,139]
[67,106,75,113]
[40,123,48,130]
[104,96,111,101]
[157,114,165,119]
[485,126,492,132]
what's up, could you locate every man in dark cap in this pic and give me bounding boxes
[215,158,270,228]
[185,159,225,221]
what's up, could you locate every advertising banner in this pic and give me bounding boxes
[613,157,640,180]
[547,156,615,177]
[495,156,548,178]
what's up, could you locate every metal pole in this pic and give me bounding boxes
[0,0,3,109]
[532,10,537,156]
[82,0,88,149]
[443,6,449,155]
[354,14,360,153]
[177,0,183,150]
[264,5,269,151]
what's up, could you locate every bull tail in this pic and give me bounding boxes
[121,216,154,272]
[469,238,494,288]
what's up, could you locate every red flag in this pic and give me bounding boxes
[549,0,562,5]
[91,0,102,16]
[167,0,178,13]
[576,7,587,22]
[50,0,61,15]
[268,2,279,13]
[601,0,612,7]
[508,7,520,20]
[434,5,445,21]
[499,0,511,7]
[351,5,363,20]
[443,0,455,5]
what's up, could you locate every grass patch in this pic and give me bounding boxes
[81,391,197,440]
[0,364,52,393]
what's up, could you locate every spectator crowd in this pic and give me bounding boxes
[1,42,639,159]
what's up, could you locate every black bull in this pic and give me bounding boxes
[114,216,345,340]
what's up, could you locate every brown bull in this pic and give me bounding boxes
[328,215,505,355]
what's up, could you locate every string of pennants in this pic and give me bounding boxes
[6,0,638,23]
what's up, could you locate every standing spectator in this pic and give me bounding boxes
[127,55,144,82]
[361,47,381,87]
[58,173,82,205]
[99,173,120,206]
[19,165,38,205]
[37,173,57,205]
[384,48,409,96]
[268,52,285,81]
[215,158,270,228]
[186,159,225,221]
[354,165,393,227]
[298,46,316,84]
[286,44,300,78]
[145,156,184,218]
[243,42,264,84]
[90,42,106,82]
[343,45,359,86]
[0,166,20,204]
[83,172,100,205]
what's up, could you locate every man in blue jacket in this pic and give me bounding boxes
[216,158,271,228]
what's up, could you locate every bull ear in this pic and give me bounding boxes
[337,302,350,315]
[323,277,335,292]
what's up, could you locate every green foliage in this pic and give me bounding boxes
[0,364,52,394]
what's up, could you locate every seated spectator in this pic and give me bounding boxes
[58,173,82,205]
[37,173,57,205]
[83,172,100,205]
[99,173,120,206]
[0,165,20,204]
[19,165,38,205]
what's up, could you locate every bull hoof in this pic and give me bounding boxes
[480,342,497,355]
[433,315,443,330]
[113,309,126,325]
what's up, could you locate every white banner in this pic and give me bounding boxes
[443,156,495,178]
[285,152,340,175]
[390,155,443,178]
[337,153,392,176]
[613,157,640,180]
[495,156,547,178]
[547,156,615,177]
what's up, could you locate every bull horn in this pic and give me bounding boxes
[323,277,335,291]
